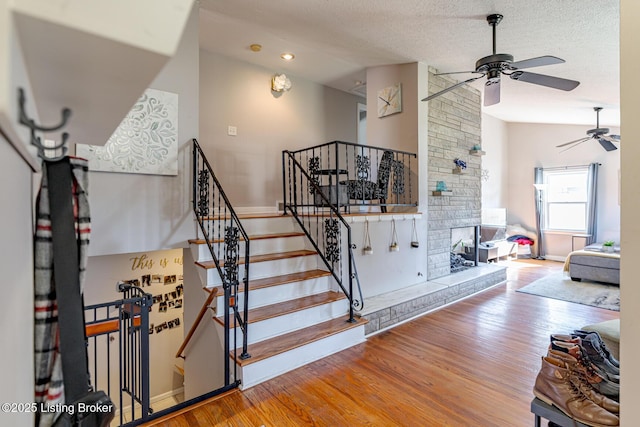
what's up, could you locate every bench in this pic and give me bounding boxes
[563,245,620,285]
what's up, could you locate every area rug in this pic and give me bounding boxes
[516,272,620,311]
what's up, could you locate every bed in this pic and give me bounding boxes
[563,244,620,285]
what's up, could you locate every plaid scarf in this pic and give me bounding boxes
[34,157,90,427]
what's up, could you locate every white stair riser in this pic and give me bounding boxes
[201,256,320,286]
[200,216,297,236]
[212,276,332,314]
[216,299,350,349]
[237,325,366,389]
[190,237,307,263]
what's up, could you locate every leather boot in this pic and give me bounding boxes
[579,334,620,376]
[551,341,620,388]
[574,330,619,368]
[551,335,619,378]
[533,356,619,426]
[547,349,619,414]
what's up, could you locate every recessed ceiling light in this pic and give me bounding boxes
[280,52,295,61]
[250,44,262,52]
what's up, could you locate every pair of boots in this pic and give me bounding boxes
[553,330,619,377]
[551,331,620,399]
[533,333,620,426]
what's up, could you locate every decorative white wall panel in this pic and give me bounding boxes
[77,88,178,175]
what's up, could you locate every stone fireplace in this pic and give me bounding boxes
[450,225,480,273]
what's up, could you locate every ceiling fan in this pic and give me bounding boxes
[556,107,620,152]
[422,14,580,106]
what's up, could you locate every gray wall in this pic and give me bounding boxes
[84,4,199,257]
[199,51,362,209]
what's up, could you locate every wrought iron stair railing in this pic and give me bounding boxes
[191,138,251,387]
[284,140,417,213]
[282,151,365,321]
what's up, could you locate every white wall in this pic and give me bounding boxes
[620,0,640,422]
[85,3,199,257]
[480,113,509,209]
[199,51,362,209]
[366,63,420,155]
[505,121,620,257]
[0,135,34,427]
[83,249,185,400]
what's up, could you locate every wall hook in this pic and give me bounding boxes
[17,87,72,161]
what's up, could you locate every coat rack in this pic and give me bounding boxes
[18,87,72,161]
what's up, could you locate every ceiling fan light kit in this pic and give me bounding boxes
[422,13,580,106]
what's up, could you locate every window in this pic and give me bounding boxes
[541,168,589,232]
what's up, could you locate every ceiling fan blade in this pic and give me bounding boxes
[599,134,619,143]
[484,80,500,106]
[421,75,484,102]
[598,138,618,151]
[559,138,592,153]
[556,136,591,148]
[509,55,565,70]
[509,71,580,91]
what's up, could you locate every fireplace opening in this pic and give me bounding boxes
[450,225,480,273]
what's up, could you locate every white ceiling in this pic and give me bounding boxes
[199,0,620,127]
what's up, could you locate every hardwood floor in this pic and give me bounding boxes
[146,259,618,427]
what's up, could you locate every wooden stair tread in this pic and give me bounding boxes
[195,249,316,269]
[199,212,292,221]
[234,316,368,367]
[214,291,346,325]
[206,269,331,295]
[189,231,305,245]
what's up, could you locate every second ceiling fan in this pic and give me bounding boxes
[422,14,580,106]
[556,107,620,152]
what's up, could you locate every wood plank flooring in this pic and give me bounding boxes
[146,259,618,427]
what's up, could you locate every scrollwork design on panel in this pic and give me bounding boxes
[224,226,240,290]
[76,88,178,175]
[198,170,210,217]
[356,155,370,181]
[324,218,341,263]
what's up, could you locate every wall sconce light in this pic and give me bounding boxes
[271,73,292,92]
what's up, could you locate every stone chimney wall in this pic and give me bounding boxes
[427,68,482,280]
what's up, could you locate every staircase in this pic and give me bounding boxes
[189,213,367,389]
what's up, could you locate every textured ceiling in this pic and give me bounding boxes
[199,0,620,127]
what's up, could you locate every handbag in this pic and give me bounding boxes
[48,158,115,427]
[51,391,114,427]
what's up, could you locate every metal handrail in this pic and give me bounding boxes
[192,139,251,388]
[282,151,364,320]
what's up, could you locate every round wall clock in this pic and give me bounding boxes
[377,83,402,118]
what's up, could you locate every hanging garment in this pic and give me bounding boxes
[34,157,90,427]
